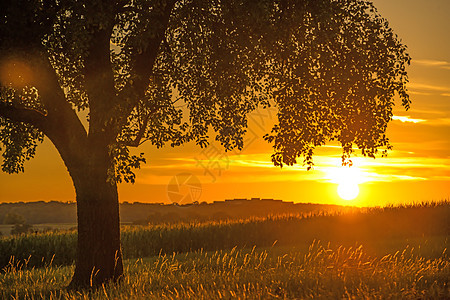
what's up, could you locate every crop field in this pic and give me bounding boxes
[0,224,78,237]
[0,202,449,299]
[1,241,448,299]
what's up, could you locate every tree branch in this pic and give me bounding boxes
[31,49,89,143]
[116,0,178,132]
[82,4,117,137]
[0,102,48,130]
[122,100,165,147]
[125,113,151,147]
[1,47,90,166]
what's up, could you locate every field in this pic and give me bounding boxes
[0,224,77,237]
[0,202,449,299]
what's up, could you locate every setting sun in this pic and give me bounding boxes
[337,182,359,200]
[324,165,366,201]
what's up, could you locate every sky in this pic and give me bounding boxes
[0,0,449,206]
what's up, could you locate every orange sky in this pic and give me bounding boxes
[0,0,449,206]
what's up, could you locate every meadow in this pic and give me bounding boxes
[0,201,449,299]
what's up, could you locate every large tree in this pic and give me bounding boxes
[0,0,409,287]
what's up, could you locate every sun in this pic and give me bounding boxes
[325,165,364,201]
[337,182,359,200]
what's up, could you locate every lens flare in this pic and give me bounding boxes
[0,58,34,88]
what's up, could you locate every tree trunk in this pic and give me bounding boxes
[67,145,123,288]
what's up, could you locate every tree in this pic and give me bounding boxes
[10,223,33,235]
[0,0,409,287]
[3,212,26,224]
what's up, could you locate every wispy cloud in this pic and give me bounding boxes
[420,118,450,126]
[316,155,449,184]
[132,135,450,187]
[407,82,450,92]
[391,109,450,126]
[217,153,448,183]
[409,90,432,96]
[134,159,449,190]
[413,59,450,70]
[407,82,450,98]
[434,118,450,125]
[392,115,426,123]
[364,173,428,182]
[401,108,445,116]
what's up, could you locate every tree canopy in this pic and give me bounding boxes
[0,0,410,176]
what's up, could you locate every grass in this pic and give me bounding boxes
[1,201,448,269]
[0,201,448,298]
[1,241,448,299]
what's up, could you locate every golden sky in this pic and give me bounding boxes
[0,0,449,206]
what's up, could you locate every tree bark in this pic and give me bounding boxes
[67,144,123,288]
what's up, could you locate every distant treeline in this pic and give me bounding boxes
[0,199,359,225]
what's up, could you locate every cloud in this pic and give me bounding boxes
[413,59,450,69]
[433,118,450,125]
[391,109,450,126]
[407,82,450,97]
[409,90,432,96]
[131,131,450,188]
[392,115,450,126]
[403,108,445,116]
[365,173,428,182]
[420,118,450,126]
[392,115,426,123]
[315,155,449,184]
[133,153,450,190]
[216,153,449,184]
[407,82,450,93]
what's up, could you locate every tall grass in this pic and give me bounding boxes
[0,201,448,269]
[1,242,448,299]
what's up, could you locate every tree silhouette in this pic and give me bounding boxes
[3,212,26,225]
[0,0,409,287]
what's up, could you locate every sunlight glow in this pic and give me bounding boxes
[0,58,34,88]
[324,165,366,201]
[337,182,359,200]
[325,164,367,185]
[392,115,426,123]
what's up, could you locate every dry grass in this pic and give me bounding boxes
[1,200,448,269]
[0,201,448,299]
[1,241,448,299]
